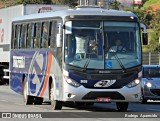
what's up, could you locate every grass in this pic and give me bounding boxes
[143,0,160,9]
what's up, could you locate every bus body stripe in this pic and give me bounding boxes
[40,52,52,97]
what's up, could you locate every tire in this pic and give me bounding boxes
[34,97,43,105]
[22,80,34,105]
[75,102,86,105]
[141,90,147,104]
[116,102,128,111]
[50,81,63,110]
[86,102,94,105]
[141,98,147,104]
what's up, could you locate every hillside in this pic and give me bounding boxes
[143,0,160,10]
[0,0,16,9]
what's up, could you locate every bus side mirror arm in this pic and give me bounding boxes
[56,23,62,48]
[140,23,148,45]
[56,34,62,47]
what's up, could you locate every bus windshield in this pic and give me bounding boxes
[64,20,141,70]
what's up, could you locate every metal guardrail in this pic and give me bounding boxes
[143,52,160,65]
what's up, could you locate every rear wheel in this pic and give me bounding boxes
[22,80,34,105]
[34,97,43,105]
[116,102,128,111]
[50,81,63,110]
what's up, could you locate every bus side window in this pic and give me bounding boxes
[49,21,57,48]
[21,24,27,48]
[11,25,16,49]
[41,22,49,48]
[34,23,41,48]
[14,24,21,49]
[27,24,33,48]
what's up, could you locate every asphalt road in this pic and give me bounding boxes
[0,85,160,121]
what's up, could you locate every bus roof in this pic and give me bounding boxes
[12,7,138,22]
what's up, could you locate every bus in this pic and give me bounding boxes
[10,6,148,111]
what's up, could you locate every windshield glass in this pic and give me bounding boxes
[64,21,141,70]
[143,67,160,78]
[104,22,141,69]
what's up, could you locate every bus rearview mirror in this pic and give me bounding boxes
[142,33,148,45]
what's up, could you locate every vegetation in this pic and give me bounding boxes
[125,0,160,52]
[142,0,160,8]
[110,0,121,10]
[0,0,78,8]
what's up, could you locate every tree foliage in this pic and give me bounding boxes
[110,0,121,10]
[15,0,78,7]
[125,8,153,28]
[52,0,78,7]
[149,9,160,52]
[16,0,46,4]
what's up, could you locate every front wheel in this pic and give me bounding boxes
[116,102,128,111]
[51,100,63,110]
[50,82,63,110]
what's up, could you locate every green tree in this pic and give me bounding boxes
[16,0,45,4]
[110,0,121,10]
[149,9,160,52]
[52,0,78,7]
[125,8,153,28]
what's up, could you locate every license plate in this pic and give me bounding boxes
[97,97,111,102]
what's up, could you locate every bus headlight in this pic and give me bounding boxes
[126,79,140,88]
[65,77,81,87]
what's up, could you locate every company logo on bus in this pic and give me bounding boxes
[94,80,116,87]
[38,7,53,13]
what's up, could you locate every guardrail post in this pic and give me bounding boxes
[159,52,160,65]
[149,52,151,65]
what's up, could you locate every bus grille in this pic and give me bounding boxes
[82,91,125,100]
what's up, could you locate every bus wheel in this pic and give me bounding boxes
[50,83,62,110]
[86,102,94,105]
[34,97,43,105]
[116,102,128,111]
[75,102,85,105]
[22,80,34,105]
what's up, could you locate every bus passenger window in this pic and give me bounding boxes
[49,21,57,48]
[14,25,21,49]
[41,22,49,48]
[34,23,41,48]
[11,25,16,49]
[21,24,27,48]
[27,24,33,48]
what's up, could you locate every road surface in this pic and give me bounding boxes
[0,85,160,120]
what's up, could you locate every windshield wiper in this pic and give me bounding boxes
[82,58,90,72]
[113,53,126,73]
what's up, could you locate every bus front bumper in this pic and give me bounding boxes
[62,82,141,102]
